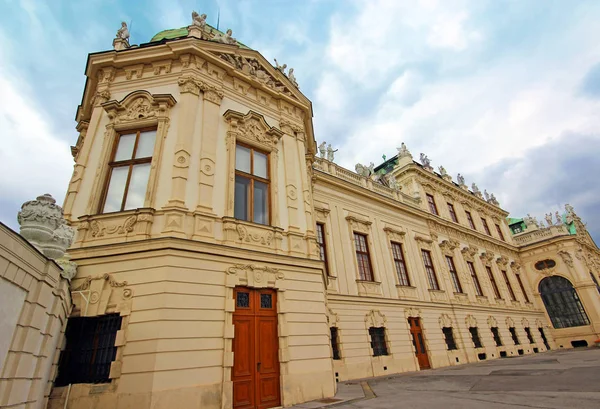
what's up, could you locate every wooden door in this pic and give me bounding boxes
[232,287,281,409]
[408,317,430,369]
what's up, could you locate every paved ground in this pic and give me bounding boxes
[291,348,600,409]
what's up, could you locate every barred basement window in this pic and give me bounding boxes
[330,327,341,360]
[442,327,457,350]
[524,327,535,344]
[369,327,388,356]
[491,326,503,346]
[55,314,122,386]
[469,327,483,348]
[509,327,520,345]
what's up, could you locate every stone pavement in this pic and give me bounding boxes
[290,348,600,409]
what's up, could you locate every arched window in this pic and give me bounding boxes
[539,276,590,329]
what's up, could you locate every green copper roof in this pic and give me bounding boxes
[150,25,251,49]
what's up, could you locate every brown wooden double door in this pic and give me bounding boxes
[408,317,431,369]
[232,287,281,409]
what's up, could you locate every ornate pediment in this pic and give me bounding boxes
[224,109,284,152]
[383,226,406,242]
[506,317,515,327]
[365,310,386,328]
[465,314,477,328]
[496,256,509,267]
[439,313,453,328]
[439,239,459,256]
[480,251,495,266]
[214,51,299,100]
[461,245,479,261]
[226,264,283,289]
[102,90,176,125]
[346,215,372,234]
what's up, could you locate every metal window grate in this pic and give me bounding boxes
[442,327,457,350]
[369,327,388,356]
[469,327,483,348]
[330,327,341,360]
[539,276,590,329]
[491,327,503,346]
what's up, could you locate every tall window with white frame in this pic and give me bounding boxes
[391,242,410,286]
[354,233,374,281]
[422,250,440,290]
[446,256,463,293]
[467,261,484,296]
[234,144,270,225]
[101,129,156,213]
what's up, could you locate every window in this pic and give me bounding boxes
[391,242,410,286]
[491,327,503,346]
[55,314,122,386]
[515,273,530,303]
[512,225,523,234]
[524,327,535,344]
[316,223,330,276]
[534,259,556,270]
[465,211,476,230]
[501,270,517,301]
[481,218,491,235]
[330,327,341,360]
[509,327,520,345]
[539,276,590,328]
[369,327,388,356]
[446,256,463,293]
[486,266,502,299]
[235,144,270,225]
[467,261,483,296]
[426,194,439,215]
[447,203,458,223]
[590,273,600,294]
[495,224,505,241]
[421,250,440,290]
[101,129,156,213]
[538,327,550,350]
[354,233,374,281]
[442,327,457,350]
[469,327,483,348]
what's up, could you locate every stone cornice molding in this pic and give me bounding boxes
[223,109,284,152]
[383,226,406,243]
[439,239,459,256]
[461,245,479,262]
[346,215,372,234]
[480,251,495,266]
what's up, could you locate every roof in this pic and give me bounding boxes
[150,25,251,49]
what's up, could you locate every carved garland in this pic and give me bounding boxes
[365,310,387,328]
[439,313,453,328]
[465,314,477,328]
[439,239,459,256]
[461,246,479,262]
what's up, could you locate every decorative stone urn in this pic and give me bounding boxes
[17,194,77,279]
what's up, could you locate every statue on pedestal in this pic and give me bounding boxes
[457,173,465,186]
[116,22,130,41]
[191,11,207,29]
[326,144,338,162]
[318,142,326,159]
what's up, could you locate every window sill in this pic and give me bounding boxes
[222,217,284,250]
[75,208,155,244]
[396,285,418,300]
[356,280,382,297]
[428,288,447,302]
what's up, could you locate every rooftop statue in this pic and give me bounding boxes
[287,68,299,88]
[397,143,411,158]
[355,163,371,177]
[484,189,490,201]
[318,141,326,159]
[457,173,465,185]
[386,174,401,191]
[489,193,499,206]
[116,22,130,41]
[471,182,480,194]
[216,29,237,45]
[326,144,338,162]
[438,165,447,176]
[555,211,562,225]
[419,153,431,167]
[273,58,287,74]
[545,213,553,227]
[191,11,207,29]
[539,219,546,228]
[565,203,575,215]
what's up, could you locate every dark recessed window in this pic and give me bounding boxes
[501,270,517,301]
[467,261,483,297]
[515,273,530,303]
[469,327,483,348]
[486,266,502,299]
[330,327,341,360]
[422,250,440,290]
[509,327,520,345]
[538,327,550,350]
[446,256,463,293]
[465,211,476,230]
[369,327,388,356]
[426,194,439,216]
[316,223,330,276]
[447,203,458,223]
[442,327,457,350]
[55,314,122,386]
[495,224,506,241]
[535,259,556,270]
[524,327,535,344]
[391,242,410,286]
[354,233,374,281]
[491,327,503,346]
[481,218,492,236]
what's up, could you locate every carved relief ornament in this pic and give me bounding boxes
[314,207,330,223]
[465,314,477,328]
[102,90,176,125]
[461,245,479,261]
[439,239,459,256]
[496,256,509,267]
[480,251,495,266]
[346,215,372,234]
[226,264,284,289]
[224,109,284,152]
[558,250,574,267]
[439,313,453,328]
[365,310,386,328]
[90,215,137,237]
[383,226,406,242]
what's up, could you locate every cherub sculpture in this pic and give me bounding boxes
[191,11,207,28]
[419,153,431,167]
[216,29,236,45]
[457,173,465,185]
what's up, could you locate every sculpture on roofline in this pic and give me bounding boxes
[318,141,326,159]
[386,174,401,191]
[565,203,575,215]
[287,68,298,88]
[555,211,562,225]
[116,22,130,41]
[484,189,490,201]
[368,162,375,174]
[419,153,431,167]
[489,193,499,206]
[191,11,207,29]
[397,143,411,158]
[326,144,338,162]
[539,219,546,228]
[471,183,480,194]
[457,173,465,186]
[438,166,447,176]
[545,213,553,227]
[355,163,371,177]
[216,28,237,45]
[273,58,287,74]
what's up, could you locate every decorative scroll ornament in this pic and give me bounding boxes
[73,273,128,291]
[439,313,453,328]
[224,110,284,152]
[465,314,477,328]
[496,256,509,267]
[506,317,515,327]
[236,224,274,246]
[226,264,284,289]
[461,246,478,262]
[439,239,459,256]
[557,250,573,267]
[487,316,498,327]
[102,90,176,125]
[365,310,386,327]
[90,216,137,238]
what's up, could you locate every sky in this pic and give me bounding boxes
[1,0,599,243]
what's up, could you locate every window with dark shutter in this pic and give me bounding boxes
[330,327,341,360]
[442,327,457,350]
[369,327,388,356]
[55,314,122,386]
[469,327,483,348]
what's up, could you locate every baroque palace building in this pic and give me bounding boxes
[2,12,600,409]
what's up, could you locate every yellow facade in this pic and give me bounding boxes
[40,21,600,409]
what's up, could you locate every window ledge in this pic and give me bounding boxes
[396,285,418,300]
[222,217,284,250]
[428,288,447,302]
[75,208,155,245]
[356,280,382,297]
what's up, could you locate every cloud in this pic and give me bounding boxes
[579,62,600,99]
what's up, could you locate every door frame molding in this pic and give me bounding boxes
[404,308,432,370]
[224,264,288,409]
